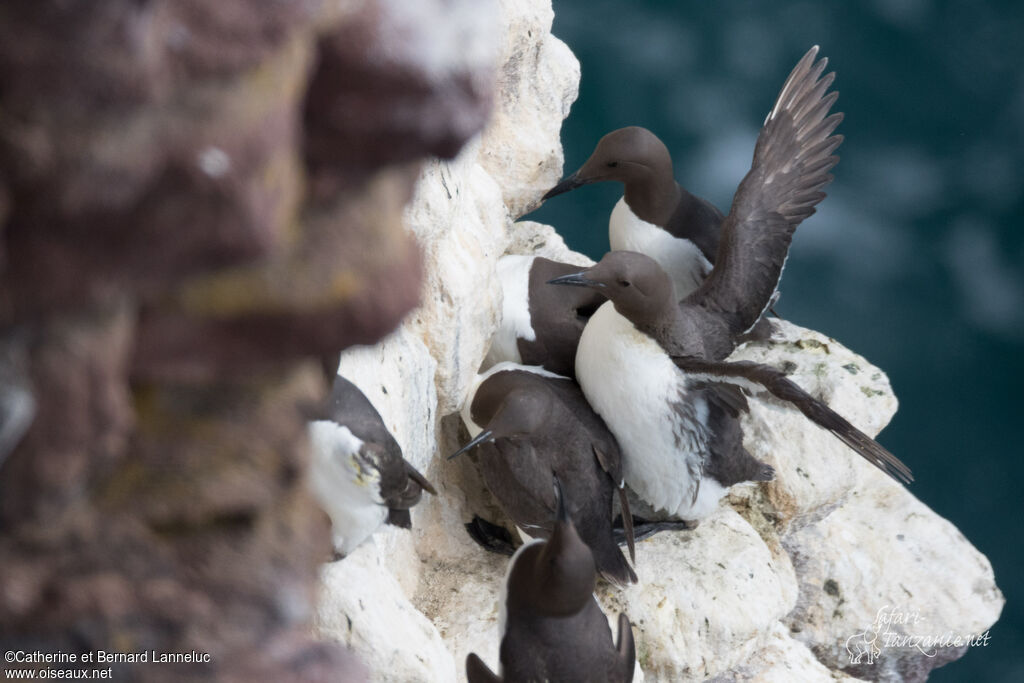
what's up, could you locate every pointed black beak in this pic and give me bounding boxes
[404,461,437,496]
[547,272,606,289]
[448,430,494,460]
[542,172,587,201]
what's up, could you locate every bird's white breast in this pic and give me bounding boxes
[308,421,387,555]
[575,302,724,519]
[608,197,711,300]
[483,255,536,369]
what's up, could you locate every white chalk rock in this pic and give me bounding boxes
[316,541,457,683]
[596,507,798,680]
[414,547,508,678]
[335,327,439,484]
[405,146,509,417]
[714,622,861,682]
[478,0,581,218]
[783,470,1004,681]
[727,320,900,533]
[403,0,582,415]
[507,219,595,267]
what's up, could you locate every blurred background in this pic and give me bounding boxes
[528,1,1023,680]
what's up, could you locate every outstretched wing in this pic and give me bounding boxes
[672,355,913,485]
[690,46,843,335]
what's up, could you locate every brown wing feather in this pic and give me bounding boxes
[617,612,637,683]
[690,46,843,335]
[671,355,913,485]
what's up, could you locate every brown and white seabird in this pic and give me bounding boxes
[543,48,844,306]
[544,123,722,300]
[483,254,607,378]
[549,47,913,522]
[454,362,637,585]
[465,478,636,683]
[308,375,436,557]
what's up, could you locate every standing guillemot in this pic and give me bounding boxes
[483,254,607,378]
[465,478,636,683]
[454,362,636,585]
[544,46,839,308]
[550,49,913,521]
[551,251,913,520]
[544,124,720,300]
[308,375,436,557]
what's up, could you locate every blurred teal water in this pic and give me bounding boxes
[528,1,1023,679]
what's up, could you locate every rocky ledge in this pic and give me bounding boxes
[313,1,1003,681]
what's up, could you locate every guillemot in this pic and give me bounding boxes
[549,48,913,522]
[543,46,839,307]
[465,478,636,683]
[483,254,607,378]
[550,258,912,520]
[308,375,436,557]
[544,124,720,300]
[454,362,636,585]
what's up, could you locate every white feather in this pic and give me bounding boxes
[483,255,537,369]
[575,302,728,519]
[516,525,541,545]
[609,197,711,300]
[743,253,788,335]
[308,421,387,556]
[688,475,727,520]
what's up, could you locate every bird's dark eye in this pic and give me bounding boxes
[607,161,618,168]
[618,279,631,288]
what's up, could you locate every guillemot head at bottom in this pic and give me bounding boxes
[465,478,636,683]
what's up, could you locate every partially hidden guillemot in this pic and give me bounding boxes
[454,362,636,585]
[543,46,841,306]
[465,478,636,683]
[549,48,913,522]
[308,375,436,557]
[483,254,607,378]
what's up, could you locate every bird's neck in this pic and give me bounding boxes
[622,169,681,227]
[613,295,682,350]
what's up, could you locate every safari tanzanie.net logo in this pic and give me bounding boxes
[845,605,991,665]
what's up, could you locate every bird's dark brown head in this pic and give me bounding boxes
[543,126,674,200]
[474,386,553,442]
[506,477,596,618]
[449,384,556,460]
[548,250,677,326]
